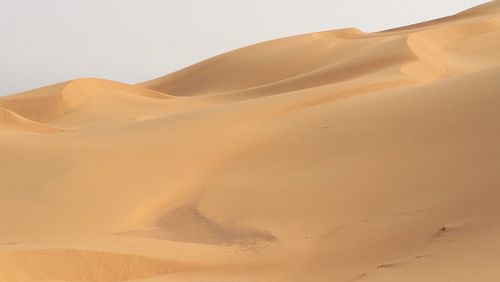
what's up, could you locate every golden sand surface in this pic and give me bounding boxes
[1,2,500,281]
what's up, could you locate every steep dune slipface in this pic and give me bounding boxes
[1,2,500,281]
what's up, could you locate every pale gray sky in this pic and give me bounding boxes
[0,0,490,95]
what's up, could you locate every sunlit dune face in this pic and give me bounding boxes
[1,2,500,281]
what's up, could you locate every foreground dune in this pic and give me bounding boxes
[1,1,500,281]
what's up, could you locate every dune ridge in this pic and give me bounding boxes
[2,2,500,281]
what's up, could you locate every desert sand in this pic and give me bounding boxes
[1,1,500,281]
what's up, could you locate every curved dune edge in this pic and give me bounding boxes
[402,16,500,81]
[61,78,173,105]
[0,249,198,281]
[0,78,172,124]
[0,106,66,133]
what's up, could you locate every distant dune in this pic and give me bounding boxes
[1,1,500,281]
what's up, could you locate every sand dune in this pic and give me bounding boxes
[1,1,500,281]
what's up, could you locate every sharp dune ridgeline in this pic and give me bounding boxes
[1,1,500,281]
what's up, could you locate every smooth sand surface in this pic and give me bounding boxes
[1,2,500,281]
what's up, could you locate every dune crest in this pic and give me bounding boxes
[2,2,500,281]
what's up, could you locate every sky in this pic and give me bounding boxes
[0,0,491,95]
